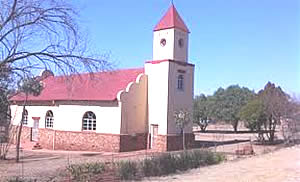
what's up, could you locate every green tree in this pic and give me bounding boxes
[258,82,290,142]
[193,94,210,131]
[208,85,254,132]
[239,98,267,140]
[174,109,191,150]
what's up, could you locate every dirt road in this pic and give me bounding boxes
[143,145,300,182]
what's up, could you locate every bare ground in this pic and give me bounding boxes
[1,143,298,182]
[0,147,157,181]
[142,145,300,182]
[1,125,299,182]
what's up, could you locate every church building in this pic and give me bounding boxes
[10,4,195,152]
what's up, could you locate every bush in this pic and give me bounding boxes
[142,149,225,177]
[156,153,177,175]
[65,150,225,180]
[117,160,139,180]
[67,162,106,181]
[175,150,195,171]
[142,157,160,177]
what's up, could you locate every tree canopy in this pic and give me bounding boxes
[257,82,290,141]
[0,0,111,88]
[207,85,255,131]
[193,94,210,131]
[239,98,267,132]
[0,0,112,161]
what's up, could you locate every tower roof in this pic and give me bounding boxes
[154,4,189,33]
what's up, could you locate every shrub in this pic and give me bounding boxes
[65,150,225,180]
[156,153,177,175]
[142,157,161,177]
[117,160,139,180]
[214,152,226,163]
[67,162,106,181]
[175,150,194,171]
[142,150,225,177]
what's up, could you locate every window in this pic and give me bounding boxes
[82,111,96,131]
[22,110,28,125]
[45,110,54,128]
[177,75,184,91]
[178,38,184,48]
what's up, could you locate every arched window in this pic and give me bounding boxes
[177,74,184,91]
[45,110,54,128]
[82,112,96,131]
[23,110,28,125]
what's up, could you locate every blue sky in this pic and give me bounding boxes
[72,0,299,97]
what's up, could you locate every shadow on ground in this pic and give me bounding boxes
[194,139,250,148]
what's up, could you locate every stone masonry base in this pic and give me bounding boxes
[17,126,148,152]
[152,133,195,151]
[16,126,194,153]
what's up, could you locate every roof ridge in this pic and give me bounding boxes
[46,67,144,79]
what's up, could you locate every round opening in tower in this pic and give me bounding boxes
[160,38,166,47]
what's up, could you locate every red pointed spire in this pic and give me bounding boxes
[154,4,190,33]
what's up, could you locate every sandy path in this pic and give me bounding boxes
[143,145,300,182]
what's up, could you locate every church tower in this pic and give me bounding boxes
[153,4,189,62]
[145,4,195,151]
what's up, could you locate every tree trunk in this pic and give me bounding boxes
[182,129,186,150]
[16,94,27,163]
[269,119,277,143]
[232,120,238,133]
[269,130,275,142]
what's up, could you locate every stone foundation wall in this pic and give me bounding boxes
[11,125,32,144]
[120,133,148,152]
[13,126,194,153]
[153,135,167,151]
[167,133,195,151]
[39,128,55,150]
[39,129,120,152]
[18,128,149,152]
[152,133,195,151]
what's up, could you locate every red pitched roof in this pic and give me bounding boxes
[154,4,189,33]
[11,68,144,102]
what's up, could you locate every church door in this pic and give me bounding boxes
[150,124,158,149]
[31,117,40,142]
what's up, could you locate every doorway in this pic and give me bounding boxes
[150,124,158,149]
[31,117,40,142]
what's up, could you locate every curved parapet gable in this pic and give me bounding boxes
[117,73,148,134]
[117,73,147,102]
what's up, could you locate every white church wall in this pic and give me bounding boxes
[153,29,175,61]
[145,61,170,135]
[10,103,122,134]
[10,105,59,128]
[153,29,189,62]
[56,105,121,134]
